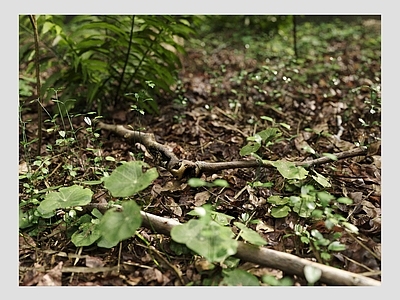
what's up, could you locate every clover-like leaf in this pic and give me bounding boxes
[37,185,93,217]
[102,161,158,197]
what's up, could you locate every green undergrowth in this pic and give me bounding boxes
[19,15,380,286]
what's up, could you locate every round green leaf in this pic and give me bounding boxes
[328,241,346,252]
[270,206,291,218]
[37,185,93,217]
[171,219,237,263]
[102,161,158,197]
[98,200,142,248]
[71,222,101,247]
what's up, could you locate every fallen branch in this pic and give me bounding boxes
[95,121,369,179]
[140,210,380,286]
[86,202,380,286]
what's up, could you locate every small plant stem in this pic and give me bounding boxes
[292,15,298,58]
[114,15,136,105]
[117,242,123,273]
[126,27,165,90]
[28,15,42,156]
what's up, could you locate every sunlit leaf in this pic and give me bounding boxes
[342,221,359,234]
[234,222,267,246]
[270,205,291,218]
[337,197,353,205]
[102,161,158,197]
[328,241,346,251]
[266,160,308,180]
[268,195,289,205]
[303,265,322,285]
[171,219,237,263]
[312,170,331,188]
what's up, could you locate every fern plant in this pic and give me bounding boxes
[19,15,199,114]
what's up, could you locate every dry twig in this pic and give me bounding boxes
[95,121,369,179]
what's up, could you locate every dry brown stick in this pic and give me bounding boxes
[96,121,181,170]
[84,203,380,285]
[95,121,369,179]
[140,210,380,286]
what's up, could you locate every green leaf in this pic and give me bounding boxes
[240,141,261,156]
[188,178,208,187]
[102,161,158,197]
[270,206,291,218]
[312,170,331,187]
[303,265,322,285]
[327,241,346,252]
[267,195,289,205]
[71,221,101,247]
[221,268,260,286]
[337,197,353,205]
[37,185,93,217]
[211,211,235,226]
[317,191,335,207]
[262,275,293,286]
[212,179,230,187]
[266,160,308,180]
[171,219,237,263]
[293,197,315,218]
[342,221,359,234]
[234,222,267,246]
[257,128,282,143]
[98,200,142,248]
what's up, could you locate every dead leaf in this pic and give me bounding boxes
[37,261,63,286]
[86,256,105,268]
[21,263,43,286]
[194,191,210,206]
[19,161,28,174]
[165,197,182,216]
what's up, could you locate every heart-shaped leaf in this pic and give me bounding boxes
[304,265,322,285]
[171,219,237,263]
[98,200,142,248]
[37,185,93,217]
[102,161,158,197]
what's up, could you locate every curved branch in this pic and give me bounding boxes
[85,201,380,286]
[95,121,369,179]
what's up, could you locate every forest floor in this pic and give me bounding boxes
[19,17,381,286]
